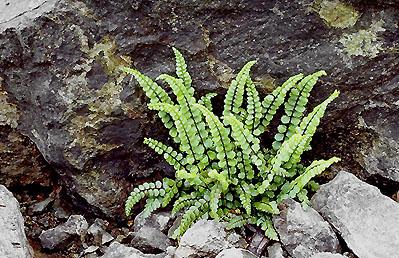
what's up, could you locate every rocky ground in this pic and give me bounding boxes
[1,171,399,257]
[0,0,398,257]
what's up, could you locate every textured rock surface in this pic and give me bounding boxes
[215,248,258,258]
[131,226,171,253]
[273,199,340,258]
[88,218,114,246]
[311,171,399,258]
[0,0,398,217]
[174,220,246,258]
[131,211,172,252]
[39,214,88,250]
[0,80,52,188]
[267,243,287,258]
[310,253,346,258]
[134,211,174,233]
[102,242,165,258]
[248,229,269,256]
[0,185,33,258]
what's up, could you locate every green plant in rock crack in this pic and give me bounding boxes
[121,47,340,240]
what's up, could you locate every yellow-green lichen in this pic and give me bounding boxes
[339,20,385,58]
[254,74,276,93]
[315,0,360,29]
[88,37,131,76]
[63,32,132,169]
[0,79,19,128]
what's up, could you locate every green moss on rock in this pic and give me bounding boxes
[316,0,360,29]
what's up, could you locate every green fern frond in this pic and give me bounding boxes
[224,115,266,175]
[253,201,279,215]
[125,180,164,216]
[278,157,340,202]
[141,197,163,219]
[148,102,197,165]
[245,77,263,134]
[226,214,249,230]
[172,193,199,215]
[237,184,252,215]
[282,135,312,171]
[209,185,222,219]
[273,71,326,150]
[121,67,173,105]
[223,61,256,117]
[199,93,217,111]
[257,73,304,135]
[172,199,209,239]
[195,104,236,177]
[176,169,206,188]
[157,74,210,166]
[172,47,192,88]
[208,169,229,192]
[144,138,185,170]
[258,217,279,241]
[161,178,179,207]
[269,133,309,176]
[122,67,177,138]
[296,90,340,147]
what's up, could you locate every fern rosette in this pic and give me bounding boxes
[122,47,340,240]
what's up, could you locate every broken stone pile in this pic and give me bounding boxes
[1,171,398,258]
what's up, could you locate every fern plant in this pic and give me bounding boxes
[121,47,340,240]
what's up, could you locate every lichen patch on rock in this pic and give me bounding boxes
[63,36,131,169]
[315,0,360,29]
[0,80,19,128]
[339,20,386,58]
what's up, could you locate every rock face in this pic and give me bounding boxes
[174,220,246,258]
[39,214,88,250]
[0,0,398,217]
[215,248,258,258]
[273,199,340,258]
[311,171,399,258]
[0,185,33,258]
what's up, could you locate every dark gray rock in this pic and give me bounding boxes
[131,211,173,252]
[52,198,71,219]
[174,220,246,258]
[0,0,398,218]
[88,218,114,246]
[0,185,33,258]
[101,242,165,258]
[131,227,171,253]
[311,171,399,258]
[273,199,340,258]
[30,196,54,214]
[39,214,88,250]
[0,83,52,189]
[216,248,258,258]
